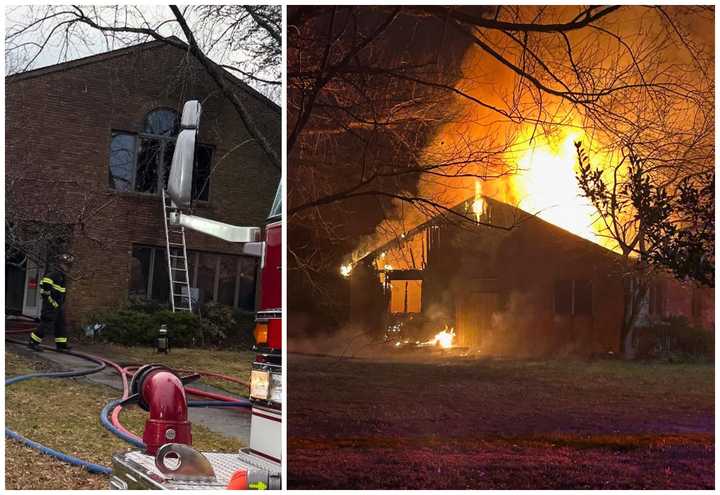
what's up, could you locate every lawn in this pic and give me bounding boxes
[80,343,254,397]
[288,354,714,489]
[5,347,248,490]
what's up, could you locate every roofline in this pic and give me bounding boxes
[356,195,619,263]
[6,37,279,113]
[6,38,172,83]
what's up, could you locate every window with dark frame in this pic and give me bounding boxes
[648,282,665,316]
[554,279,593,317]
[128,245,257,311]
[108,108,212,201]
[109,132,136,192]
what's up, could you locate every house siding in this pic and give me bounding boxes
[350,198,713,357]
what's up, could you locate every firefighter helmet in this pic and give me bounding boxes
[56,253,75,265]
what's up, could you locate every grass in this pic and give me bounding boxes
[5,348,246,490]
[77,343,253,397]
[288,354,714,489]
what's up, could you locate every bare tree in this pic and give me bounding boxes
[288,6,713,292]
[5,4,281,169]
[5,170,117,283]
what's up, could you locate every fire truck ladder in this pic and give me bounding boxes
[161,189,193,312]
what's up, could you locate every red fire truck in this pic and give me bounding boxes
[110,101,282,489]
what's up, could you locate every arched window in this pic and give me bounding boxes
[143,108,179,137]
[109,108,212,200]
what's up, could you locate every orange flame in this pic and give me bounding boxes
[427,326,455,349]
[471,180,485,223]
[506,127,604,244]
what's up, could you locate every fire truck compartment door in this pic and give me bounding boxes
[250,406,281,462]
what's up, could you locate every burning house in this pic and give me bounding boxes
[347,194,713,357]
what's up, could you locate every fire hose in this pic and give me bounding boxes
[5,344,113,474]
[5,334,251,474]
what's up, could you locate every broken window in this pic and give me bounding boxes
[136,137,163,193]
[144,108,179,136]
[109,108,212,200]
[389,279,422,314]
[109,132,136,192]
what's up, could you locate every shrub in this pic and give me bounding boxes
[637,316,714,362]
[229,310,257,349]
[81,300,256,349]
[84,308,204,347]
[126,296,167,314]
[198,301,256,348]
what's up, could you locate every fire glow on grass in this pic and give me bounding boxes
[509,129,601,243]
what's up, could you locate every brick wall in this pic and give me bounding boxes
[6,42,280,326]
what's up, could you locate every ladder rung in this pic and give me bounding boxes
[164,189,192,313]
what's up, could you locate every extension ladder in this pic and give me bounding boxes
[161,189,193,312]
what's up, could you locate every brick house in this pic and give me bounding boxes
[5,39,280,327]
[349,196,714,356]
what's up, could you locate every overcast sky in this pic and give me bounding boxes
[5,5,280,102]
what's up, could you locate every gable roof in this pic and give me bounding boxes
[355,194,618,264]
[5,37,279,113]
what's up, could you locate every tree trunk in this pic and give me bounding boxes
[620,274,649,360]
[622,323,638,360]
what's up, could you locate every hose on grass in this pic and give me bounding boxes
[99,398,146,450]
[5,339,113,474]
[7,332,252,475]
[5,428,112,475]
[6,336,145,444]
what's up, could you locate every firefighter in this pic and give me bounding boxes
[29,253,74,352]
